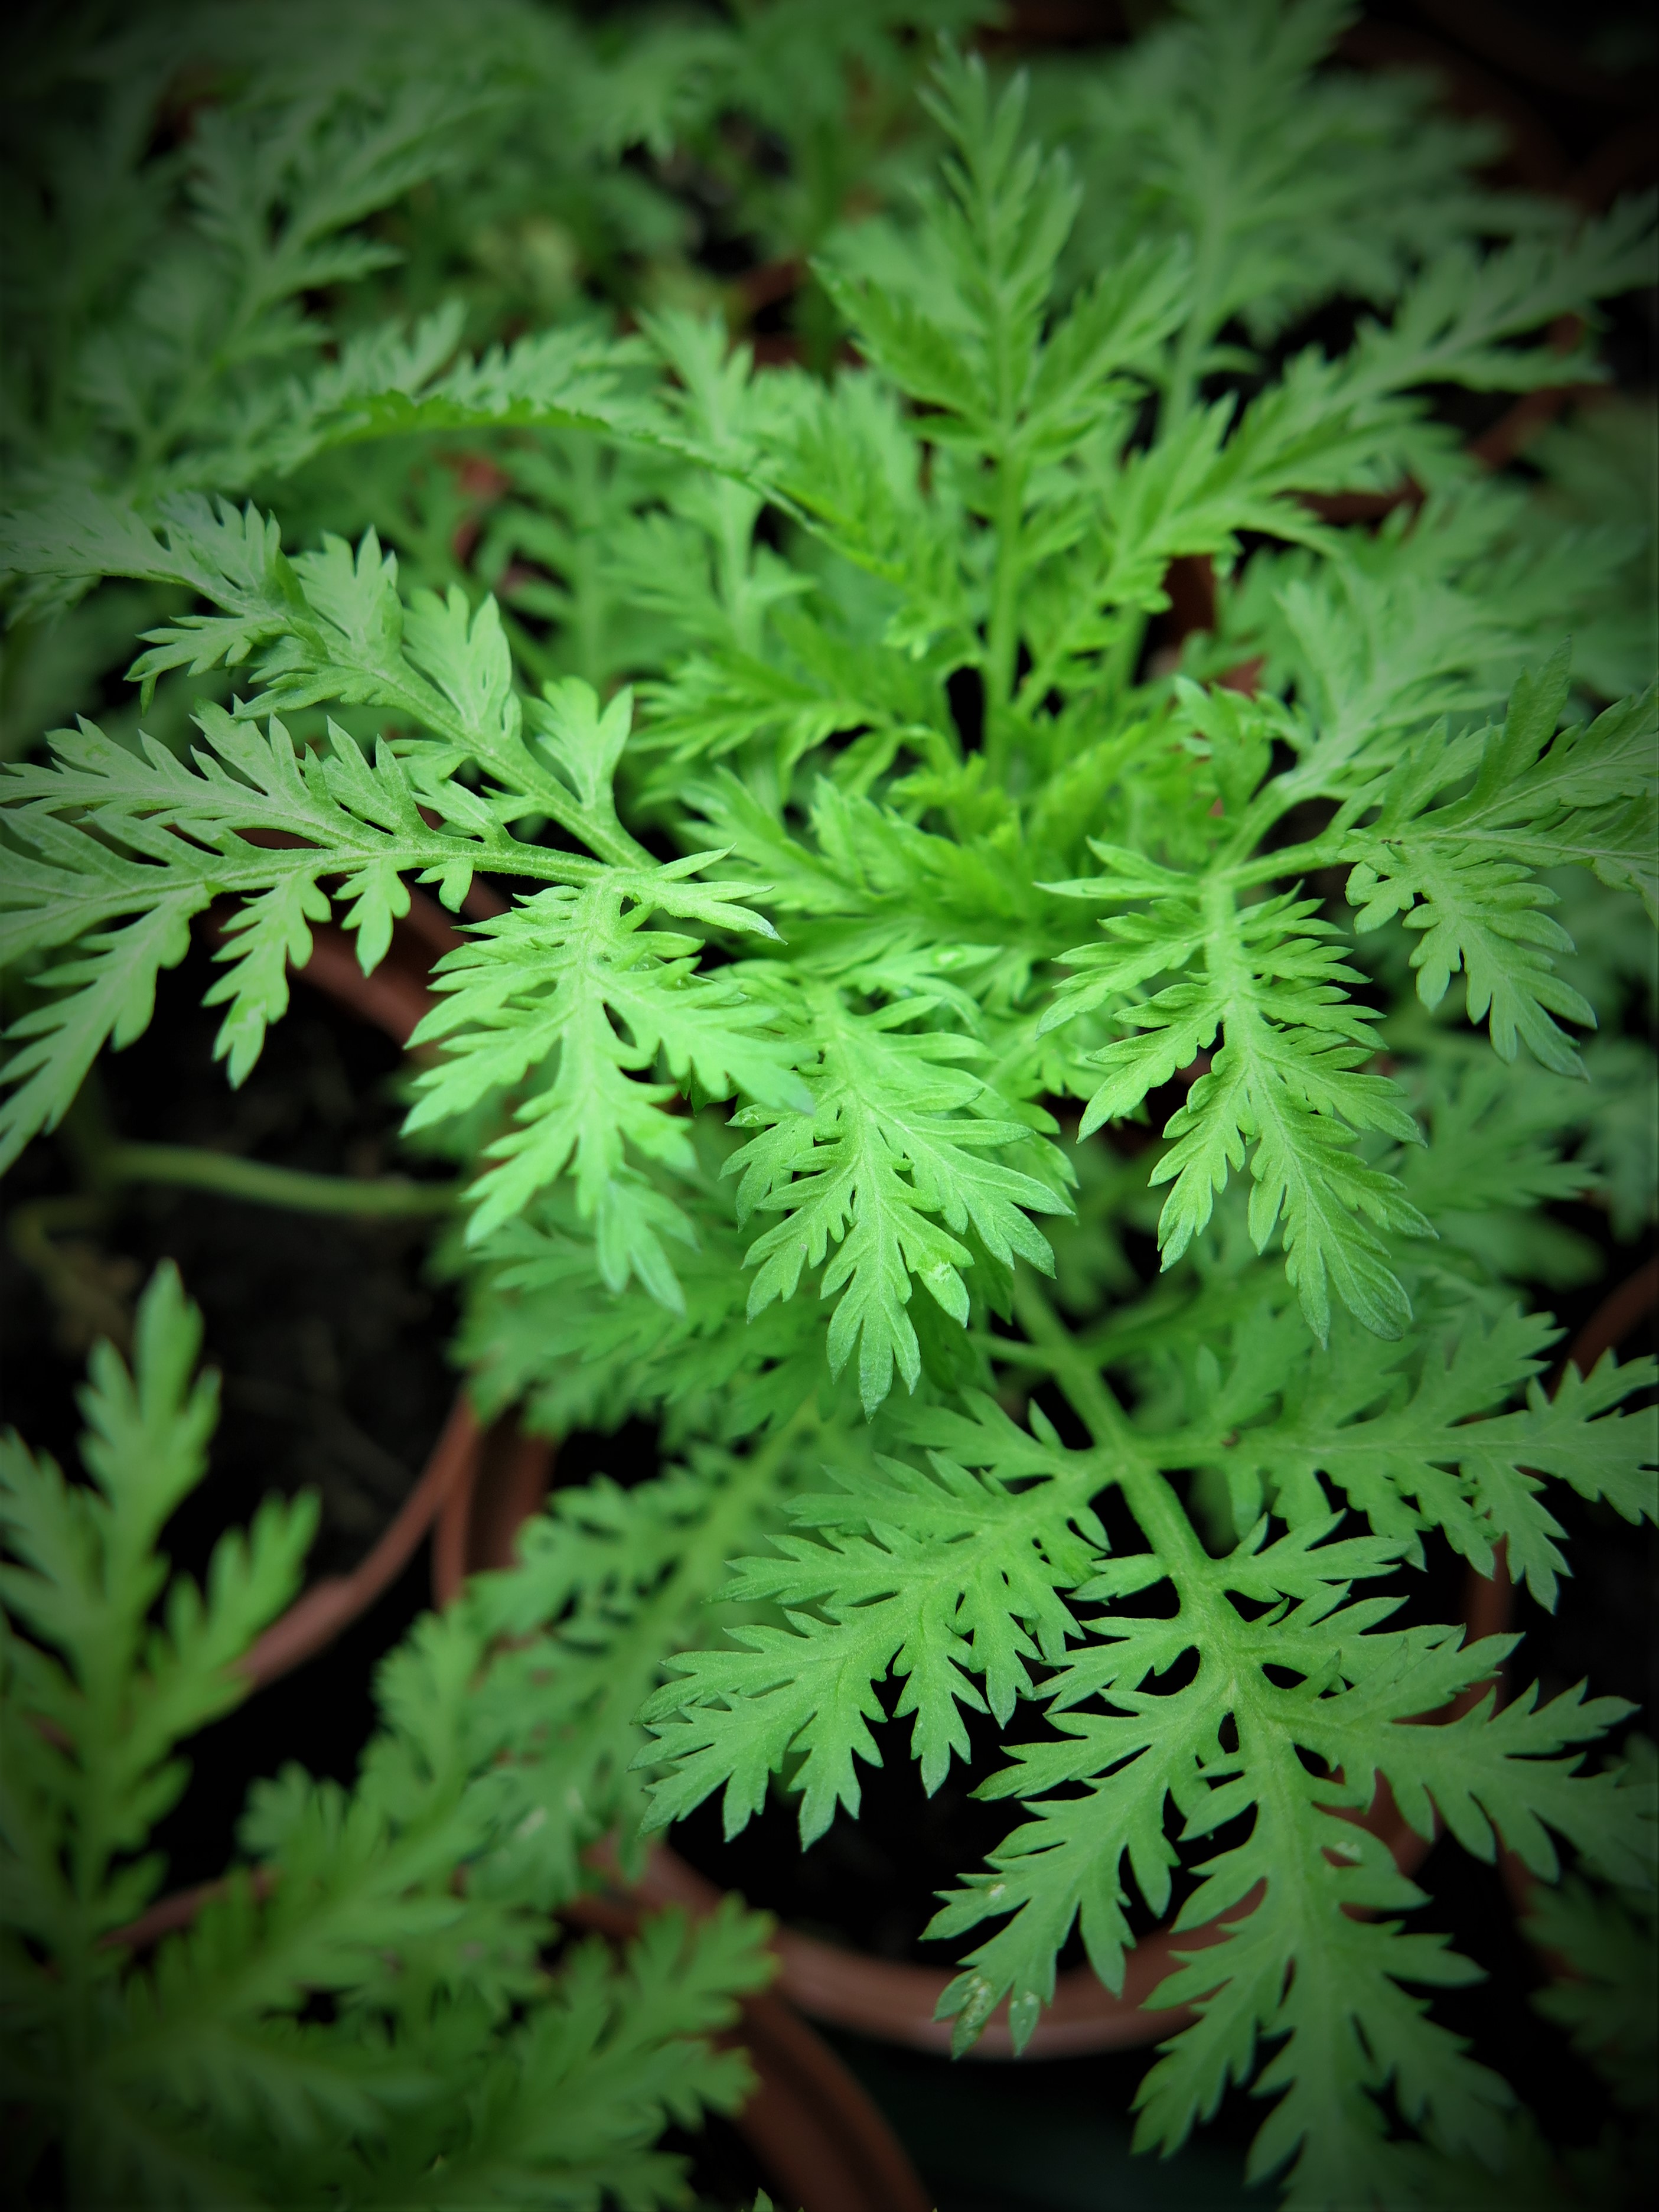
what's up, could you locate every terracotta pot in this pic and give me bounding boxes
[430,1414,556,1604]
[240,1394,480,1690]
[235,1399,558,1693]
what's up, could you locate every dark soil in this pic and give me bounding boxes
[0,935,458,1584]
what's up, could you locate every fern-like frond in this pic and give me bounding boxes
[4,16,1657,2201]
[1045,872,1427,1339]
[1204,1308,1658,1603]
[643,1268,1657,2206]
[406,868,805,1288]
[0,1265,313,1946]
[725,981,1070,1410]
[457,1167,835,1445]
[1,572,805,1299]
[1523,1736,1657,2115]
[0,704,516,1167]
[638,1392,1107,1839]
[1,1263,772,2208]
[465,1415,823,1900]
[936,1504,1647,2203]
[1340,650,1659,1073]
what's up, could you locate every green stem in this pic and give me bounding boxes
[100,1144,460,1218]
[1010,1269,1137,1454]
[1162,317,1208,435]
[632,1402,818,1670]
[1010,1270,1211,1576]
[1098,607,1153,708]
[1228,832,1351,888]
[130,242,290,483]
[982,454,1029,784]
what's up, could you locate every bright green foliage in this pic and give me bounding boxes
[641,1288,1654,2112]
[4,5,1658,2206]
[0,1266,770,2207]
[0,520,799,1275]
[409,866,807,1266]
[1192,1307,1657,1605]
[1045,870,1431,1339]
[725,983,1071,1410]
[466,1407,836,1895]
[908,1300,1653,2204]
[453,1149,835,1444]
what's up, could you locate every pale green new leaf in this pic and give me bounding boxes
[1047,880,1427,1340]
[407,872,807,1300]
[725,984,1070,1411]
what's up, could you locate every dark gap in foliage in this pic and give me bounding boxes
[1412,1837,1616,2154]
[1262,292,1374,379]
[1255,789,1332,859]
[1122,1070,1195,1149]
[146,1535,433,1897]
[1142,1646,1201,1696]
[551,1414,664,1494]
[1599,279,1659,387]
[947,663,985,755]
[720,116,791,183]
[657,2111,771,2211]
[1422,377,1544,447]
[748,285,801,340]
[1122,385,1161,458]
[1075,1470,1163,1572]
[1162,1801,1257,1937]
[1518,1485,1659,1735]
[823,2026,1263,2204]
[1025,1377,1091,1451]
[1345,1521,1465,1637]
[2,947,457,1586]
[673,1686,1029,1964]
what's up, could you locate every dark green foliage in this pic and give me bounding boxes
[2,5,1656,2205]
[0,1266,770,2206]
